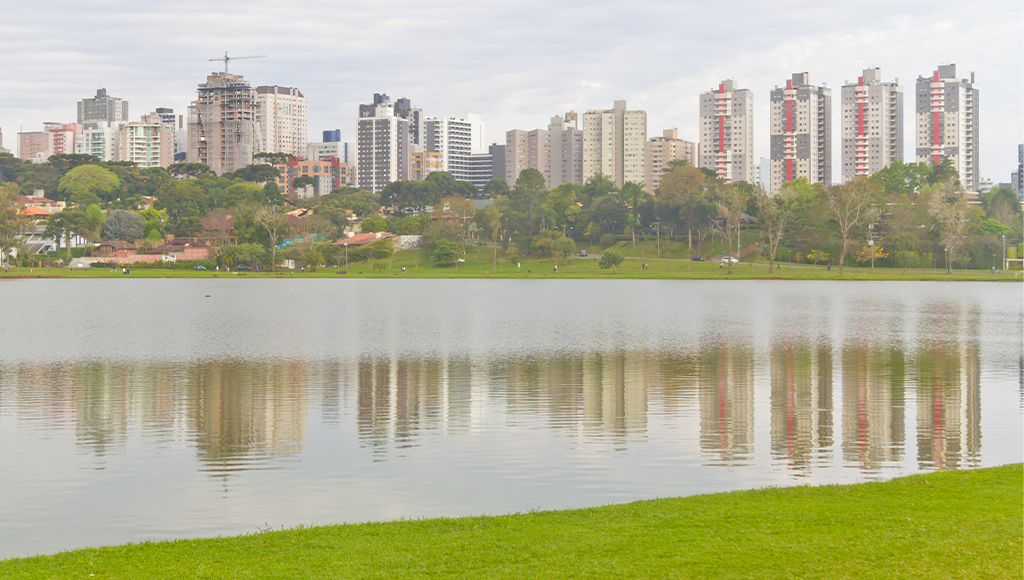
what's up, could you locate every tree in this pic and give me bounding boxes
[482,178,510,199]
[101,210,145,241]
[291,175,316,196]
[432,239,460,265]
[598,248,624,273]
[59,164,120,206]
[872,161,931,198]
[47,154,100,173]
[712,183,749,274]
[253,152,296,167]
[824,178,881,274]
[226,164,280,184]
[657,162,713,251]
[927,178,971,273]
[256,205,287,271]
[584,221,601,246]
[360,215,390,233]
[583,173,617,200]
[754,184,799,272]
[167,163,212,179]
[0,184,29,267]
[477,204,502,272]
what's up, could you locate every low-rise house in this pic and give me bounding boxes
[94,240,137,258]
[330,232,395,247]
[145,237,211,261]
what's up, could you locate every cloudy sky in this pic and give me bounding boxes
[1,0,1021,182]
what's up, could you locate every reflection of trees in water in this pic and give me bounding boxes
[698,341,755,465]
[770,342,833,474]
[840,346,906,472]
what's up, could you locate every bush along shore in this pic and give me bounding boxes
[2,464,1020,579]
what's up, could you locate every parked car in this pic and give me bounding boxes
[721,256,739,264]
[690,255,705,262]
[579,250,588,257]
[235,263,251,271]
[192,265,207,270]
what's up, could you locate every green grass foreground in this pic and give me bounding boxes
[3,465,1020,579]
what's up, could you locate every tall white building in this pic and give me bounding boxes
[424,113,487,184]
[356,96,410,193]
[118,112,175,168]
[75,122,122,161]
[915,64,979,192]
[582,100,647,188]
[840,68,903,182]
[699,80,754,184]
[770,72,832,192]
[256,86,308,158]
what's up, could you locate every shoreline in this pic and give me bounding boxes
[2,464,1020,577]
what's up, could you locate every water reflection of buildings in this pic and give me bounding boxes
[352,352,652,452]
[840,346,905,472]
[698,342,755,464]
[916,343,981,469]
[0,359,308,474]
[770,343,833,474]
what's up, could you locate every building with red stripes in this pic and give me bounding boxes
[915,64,979,192]
[698,80,754,184]
[770,72,832,192]
[841,68,903,183]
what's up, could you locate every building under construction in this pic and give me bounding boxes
[187,72,262,174]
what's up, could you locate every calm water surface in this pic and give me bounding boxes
[0,279,1021,558]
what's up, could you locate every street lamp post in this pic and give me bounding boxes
[1002,235,1007,271]
[344,243,348,270]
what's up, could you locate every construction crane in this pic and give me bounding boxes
[209,52,266,73]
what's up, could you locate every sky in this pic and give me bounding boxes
[1,0,1021,184]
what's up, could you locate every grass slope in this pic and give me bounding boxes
[3,464,1020,579]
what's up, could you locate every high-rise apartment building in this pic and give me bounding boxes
[840,68,903,182]
[548,114,583,188]
[188,72,261,174]
[582,100,647,188]
[699,80,754,184]
[410,151,443,181]
[504,113,583,188]
[646,128,697,193]
[75,122,121,161]
[17,132,47,161]
[489,143,506,183]
[44,123,82,159]
[256,86,308,158]
[77,88,128,130]
[424,113,487,185]
[770,72,832,192]
[915,64,979,192]
[356,95,410,193]
[118,113,175,168]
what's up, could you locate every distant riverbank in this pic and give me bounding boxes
[2,464,1019,578]
[2,262,1020,282]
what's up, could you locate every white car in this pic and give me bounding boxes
[721,256,739,264]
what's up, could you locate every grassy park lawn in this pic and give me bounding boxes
[3,248,1018,282]
[1,464,1019,579]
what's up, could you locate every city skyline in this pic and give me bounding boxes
[0,1,1020,183]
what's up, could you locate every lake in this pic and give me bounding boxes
[0,279,1020,559]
